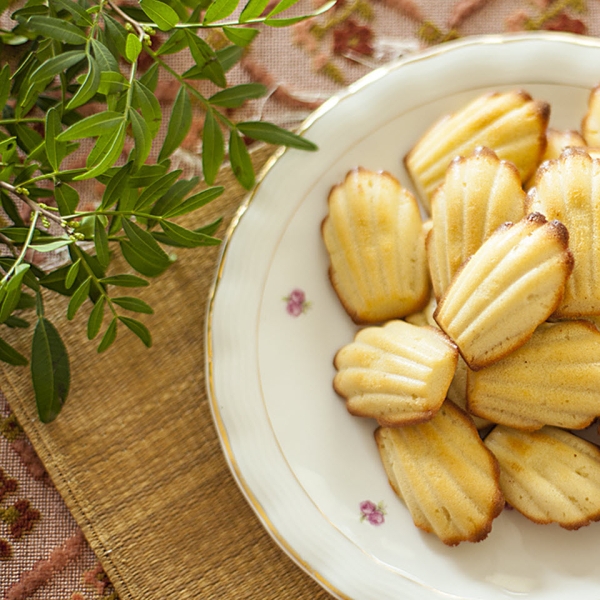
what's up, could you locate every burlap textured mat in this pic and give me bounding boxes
[0,144,330,599]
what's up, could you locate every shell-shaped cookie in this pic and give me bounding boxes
[334,320,458,427]
[404,90,549,213]
[582,84,600,147]
[322,168,430,324]
[527,147,600,317]
[404,294,437,328]
[525,128,587,189]
[468,321,600,430]
[375,401,504,546]
[428,147,526,299]
[434,213,573,370]
[485,425,600,530]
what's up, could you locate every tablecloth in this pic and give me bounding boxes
[2,1,600,598]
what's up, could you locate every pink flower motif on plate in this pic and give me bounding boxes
[360,500,386,525]
[283,288,311,316]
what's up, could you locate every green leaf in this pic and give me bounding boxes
[229,129,255,189]
[30,239,73,252]
[91,38,120,73]
[160,220,220,247]
[132,81,162,136]
[100,274,149,287]
[139,62,159,91]
[5,316,30,328]
[215,45,243,72]
[265,0,334,25]
[209,83,266,108]
[45,107,66,172]
[237,121,317,150]
[134,170,182,211]
[113,296,154,314]
[202,109,224,185]
[0,65,11,110]
[222,26,258,47]
[104,14,128,58]
[26,16,88,44]
[54,183,79,215]
[67,276,91,320]
[203,0,239,23]
[65,259,81,289]
[56,111,124,141]
[97,71,129,95]
[97,317,117,353]
[54,0,93,26]
[156,29,187,56]
[118,316,152,347]
[0,336,28,366]
[126,33,143,63]
[122,219,171,272]
[31,317,70,423]
[184,30,225,87]
[157,87,192,162]
[265,0,300,17]
[66,55,101,110]
[14,123,44,154]
[128,108,153,169]
[150,177,199,218]
[140,0,180,30]
[120,241,170,277]
[240,0,270,22]
[87,296,105,340]
[75,120,126,180]
[99,162,133,210]
[29,51,86,85]
[94,216,110,269]
[0,264,30,323]
[163,186,224,218]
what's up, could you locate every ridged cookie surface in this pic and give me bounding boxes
[404,90,549,212]
[434,213,573,370]
[485,425,600,529]
[527,147,600,317]
[322,168,430,324]
[427,147,526,299]
[334,320,458,426]
[375,401,504,545]
[468,320,600,430]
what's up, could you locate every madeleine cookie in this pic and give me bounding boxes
[527,147,600,317]
[375,401,504,546]
[334,320,458,427]
[468,321,600,431]
[404,90,549,212]
[485,425,600,530]
[582,84,600,147]
[434,213,573,370]
[427,147,526,299]
[322,168,430,324]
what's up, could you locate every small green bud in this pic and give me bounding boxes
[74,232,85,241]
[125,22,134,32]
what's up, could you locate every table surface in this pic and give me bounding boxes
[3,1,600,599]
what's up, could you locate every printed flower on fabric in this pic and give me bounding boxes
[333,19,374,57]
[360,500,386,525]
[284,289,311,316]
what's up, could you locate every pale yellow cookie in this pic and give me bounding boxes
[434,213,573,370]
[468,320,600,431]
[375,401,504,546]
[485,425,600,530]
[427,146,526,299]
[527,147,600,317]
[405,90,549,212]
[322,168,430,324]
[334,319,458,427]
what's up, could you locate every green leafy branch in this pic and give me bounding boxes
[0,0,332,422]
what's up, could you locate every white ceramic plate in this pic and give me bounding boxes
[206,32,600,600]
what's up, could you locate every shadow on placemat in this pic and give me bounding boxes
[1,144,330,600]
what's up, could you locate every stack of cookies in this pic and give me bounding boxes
[323,88,600,546]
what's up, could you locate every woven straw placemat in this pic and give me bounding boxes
[0,144,330,599]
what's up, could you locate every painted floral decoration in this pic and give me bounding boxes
[284,289,311,316]
[360,500,386,525]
